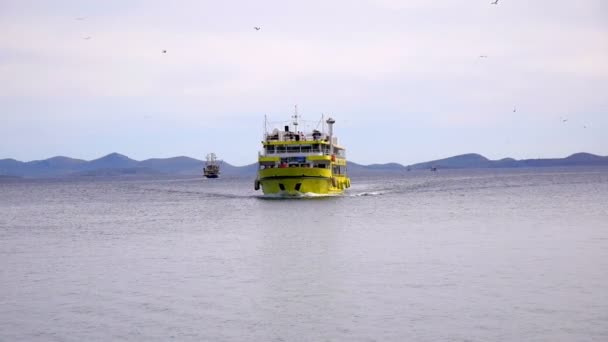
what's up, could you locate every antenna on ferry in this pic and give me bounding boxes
[264,114,268,138]
[292,105,299,132]
[326,117,335,155]
[321,113,325,135]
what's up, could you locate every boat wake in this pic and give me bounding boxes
[349,190,390,197]
[256,192,341,200]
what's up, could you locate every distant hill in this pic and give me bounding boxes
[220,162,258,177]
[408,152,608,170]
[0,156,87,177]
[0,152,259,178]
[1,152,607,178]
[347,162,406,176]
[408,153,492,170]
[84,153,137,170]
[139,156,203,175]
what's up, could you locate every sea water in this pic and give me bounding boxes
[1,168,607,341]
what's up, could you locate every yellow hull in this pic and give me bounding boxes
[256,167,350,196]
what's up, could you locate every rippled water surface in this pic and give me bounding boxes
[1,168,607,341]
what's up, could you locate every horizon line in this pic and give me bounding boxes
[2,151,607,167]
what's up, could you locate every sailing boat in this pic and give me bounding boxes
[203,153,220,178]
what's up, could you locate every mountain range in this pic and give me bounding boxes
[1,152,607,178]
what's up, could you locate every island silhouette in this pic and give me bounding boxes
[1,152,607,178]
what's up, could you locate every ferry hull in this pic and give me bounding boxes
[257,168,350,196]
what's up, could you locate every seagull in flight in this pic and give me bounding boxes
[479,55,488,58]
[254,27,261,31]
[162,49,167,53]
[75,17,86,20]
[513,106,517,113]
[491,0,499,4]
[83,36,91,40]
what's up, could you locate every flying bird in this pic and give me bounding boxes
[479,55,488,58]
[562,119,568,123]
[513,107,517,113]
[491,0,499,4]
[162,49,167,53]
[254,27,261,31]
[75,17,86,20]
[83,36,91,40]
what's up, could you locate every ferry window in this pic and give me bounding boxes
[266,146,275,154]
[301,145,311,153]
[276,145,286,153]
[332,165,344,174]
[260,163,275,170]
[287,145,300,153]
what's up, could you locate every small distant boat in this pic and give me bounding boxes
[430,166,437,172]
[203,153,220,178]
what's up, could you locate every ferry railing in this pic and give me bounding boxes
[264,133,329,143]
[259,150,346,158]
[262,150,330,155]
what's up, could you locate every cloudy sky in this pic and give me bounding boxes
[1,0,606,165]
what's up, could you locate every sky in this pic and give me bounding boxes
[1,0,607,165]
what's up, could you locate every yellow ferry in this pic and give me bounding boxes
[254,109,351,196]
